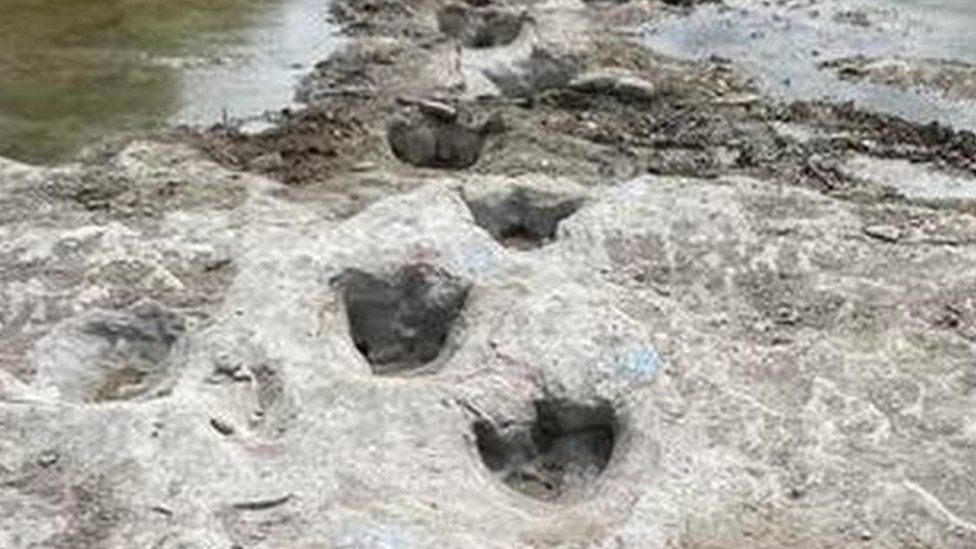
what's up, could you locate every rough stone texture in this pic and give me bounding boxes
[437,2,528,49]
[7,0,976,546]
[3,143,976,547]
[569,68,657,102]
[387,106,488,169]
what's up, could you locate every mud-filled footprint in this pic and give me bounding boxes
[473,399,618,501]
[336,264,470,375]
[465,186,582,249]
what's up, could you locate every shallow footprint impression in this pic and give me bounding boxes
[437,2,528,49]
[34,305,186,403]
[474,399,619,501]
[337,264,470,375]
[387,107,489,170]
[465,187,583,249]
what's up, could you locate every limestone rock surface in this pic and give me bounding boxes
[2,143,976,548]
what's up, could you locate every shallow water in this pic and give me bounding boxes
[0,0,334,164]
[644,0,976,130]
[844,155,976,202]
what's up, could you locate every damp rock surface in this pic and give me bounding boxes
[643,0,976,131]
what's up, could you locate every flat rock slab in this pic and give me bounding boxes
[2,146,976,547]
[569,68,657,102]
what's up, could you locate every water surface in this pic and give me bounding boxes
[0,0,334,164]
[644,0,976,130]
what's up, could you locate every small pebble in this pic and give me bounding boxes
[210,418,235,436]
[863,224,902,243]
[37,450,59,468]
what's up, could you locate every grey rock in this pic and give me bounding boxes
[387,108,487,169]
[569,68,657,102]
[396,96,459,122]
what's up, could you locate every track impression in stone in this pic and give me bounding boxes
[36,305,186,403]
[473,399,619,501]
[438,2,528,49]
[387,104,500,170]
[484,46,580,97]
[337,264,470,375]
[465,187,583,249]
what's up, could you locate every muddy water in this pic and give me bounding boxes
[0,0,334,164]
[644,0,976,130]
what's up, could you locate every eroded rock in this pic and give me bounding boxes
[32,304,185,403]
[822,55,976,101]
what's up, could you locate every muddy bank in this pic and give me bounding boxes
[181,0,976,215]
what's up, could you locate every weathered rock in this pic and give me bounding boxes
[569,68,657,102]
[31,303,186,403]
[483,46,580,97]
[6,0,976,544]
[863,223,902,242]
[396,96,459,122]
[333,264,470,374]
[246,151,285,172]
[4,146,976,547]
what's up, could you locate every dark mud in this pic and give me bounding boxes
[182,105,372,185]
[437,3,527,49]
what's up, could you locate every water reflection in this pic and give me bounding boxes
[0,0,332,164]
[643,0,976,131]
